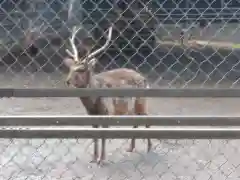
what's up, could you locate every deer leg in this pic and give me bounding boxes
[134,97,152,153]
[146,124,152,152]
[90,125,99,163]
[97,125,108,165]
[126,125,137,152]
[113,99,136,152]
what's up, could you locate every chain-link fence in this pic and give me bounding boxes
[2,0,240,89]
[2,0,240,180]
[1,138,240,180]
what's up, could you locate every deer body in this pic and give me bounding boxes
[63,26,152,164]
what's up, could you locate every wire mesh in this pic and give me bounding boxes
[1,139,240,180]
[1,0,240,89]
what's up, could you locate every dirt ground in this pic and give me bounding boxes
[0,71,240,180]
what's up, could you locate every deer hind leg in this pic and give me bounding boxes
[90,125,99,163]
[134,97,152,153]
[112,98,136,152]
[126,124,137,152]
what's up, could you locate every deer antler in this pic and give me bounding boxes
[82,26,113,64]
[66,26,82,63]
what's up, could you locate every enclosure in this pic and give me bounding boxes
[1,0,240,180]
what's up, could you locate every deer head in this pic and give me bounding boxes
[63,26,113,88]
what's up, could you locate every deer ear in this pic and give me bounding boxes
[63,58,74,68]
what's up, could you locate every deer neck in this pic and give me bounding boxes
[78,71,105,115]
[79,96,98,114]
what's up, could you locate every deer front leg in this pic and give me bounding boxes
[97,138,106,165]
[90,125,99,163]
[97,125,108,165]
[146,124,152,152]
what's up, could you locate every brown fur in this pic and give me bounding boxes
[112,96,151,153]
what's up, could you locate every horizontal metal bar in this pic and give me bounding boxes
[0,88,240,98]
[0,89,13,97]
[0,127,240,139]
[1,115,240,126]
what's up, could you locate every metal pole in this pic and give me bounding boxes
[1,115,240,126]
[1,88,240,97]
[1,127,240,139]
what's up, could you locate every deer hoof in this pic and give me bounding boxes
[147,146,152,153]
[90,157,98,163]
[97,158,107,166]
[126,147,135,152]
[147,141,152,153]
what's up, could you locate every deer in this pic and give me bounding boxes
[63,25,152,165]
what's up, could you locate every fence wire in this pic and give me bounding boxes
[1,139,240,180]
[1,0,240,89]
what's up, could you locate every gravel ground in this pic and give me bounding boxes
[0,72,240,180]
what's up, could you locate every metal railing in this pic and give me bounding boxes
[0,88,240,139]
[1,88,240,97]
[1,114,240,139]
[1,89,240,179]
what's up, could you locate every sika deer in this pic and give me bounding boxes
[63,25,152,164]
